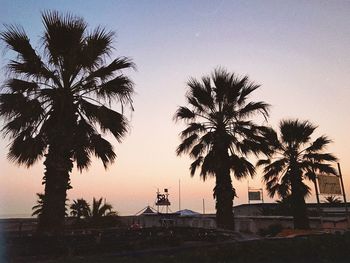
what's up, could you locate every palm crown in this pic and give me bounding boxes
[175,68,270,229]
[88,197,115,218]
[175,68,269,180]
[70,198,90,219]
[258,119,337,199]
[258,119,337,228]
[0,11,134,170]
[0,11,134,232]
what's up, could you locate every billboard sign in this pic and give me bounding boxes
[318,175,342,195]
[248,191,261,201]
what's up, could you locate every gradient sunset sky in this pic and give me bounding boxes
[0,0,349,217]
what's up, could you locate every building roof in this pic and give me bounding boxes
[176,209,200,216]
[234,202,350,209]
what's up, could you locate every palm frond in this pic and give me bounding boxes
[176,134,198,156]
[8,133,46,167]
[305,135,332,153]
[42,10,86,66]
[238,101,270,119]
[4,79,39,93]
[200,152,216,180]
[256,159,271,167]
[280,119,316,145]
[86,57,135,81]
[190,156,203,176]
[174,106,196,122]
[179,123,206,138]
[1,25,58,82]
[230,155,256,179]
[96,75,134,104]
[237,82,260,105]
[80,100,128,141]
[187,78,214,110]
[90,134,116,168]
[303,152,337,163]
[80,26,115,69]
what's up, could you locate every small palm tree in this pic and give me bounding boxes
[175,68,270,229]
[0,11,134,232]
[70,198,90,220]
[258,119,337,229]
[32,193,45,218]
[85,197,117,227]
[88,197,115,217]
[324,195,342,204]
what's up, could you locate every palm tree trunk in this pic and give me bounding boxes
[215,175,234,229]
[291,173,310,229]
[214,140,235,230]
[38,142,73,233]
[38,105,76,233]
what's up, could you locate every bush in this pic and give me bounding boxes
[258,223,283,237]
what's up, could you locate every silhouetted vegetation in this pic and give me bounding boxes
[70,198,90,221]
[175,68,270,229]
[0,11,135,233]
[258,223,283,237]
[3,229,350,263]
[69,197,119,228]
[32,193,68,218]
[258,119,337,229]
[31,193,45,218]
[324,195,342,204]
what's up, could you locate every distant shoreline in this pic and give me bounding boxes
[0,214,32,219]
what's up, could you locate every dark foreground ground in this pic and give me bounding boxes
[2,228,350,263]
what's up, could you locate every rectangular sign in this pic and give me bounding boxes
[248,191,261,201]
[318,175,342,195]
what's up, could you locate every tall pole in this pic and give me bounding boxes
[157,188,159,213]
[203,198,205,214]
[313,174,323,228]
[179,179,181,211]
[248,180,250,205]
[337,163,349,228]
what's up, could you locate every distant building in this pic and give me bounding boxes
[120,206,216,229]
[233,203,350,233]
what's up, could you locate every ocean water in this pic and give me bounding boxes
[0,213,32,219]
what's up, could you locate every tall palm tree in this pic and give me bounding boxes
[0,11,134,232]
[70,198,90,220]
[174,68,270,229]
[258,119,337,229]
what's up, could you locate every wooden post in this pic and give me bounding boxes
[337,163,350,228]
[179,179,181,211]
[202,198,205,214]
[313,175,323,228]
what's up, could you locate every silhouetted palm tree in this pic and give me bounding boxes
[324,195,342,204]
[88,197,115,217]
[32,193,45,218]
[258,119,337,229]
[85,197,117,226]
[0,11,134,232]
[70,198,90,220]
[175,68,270,229]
